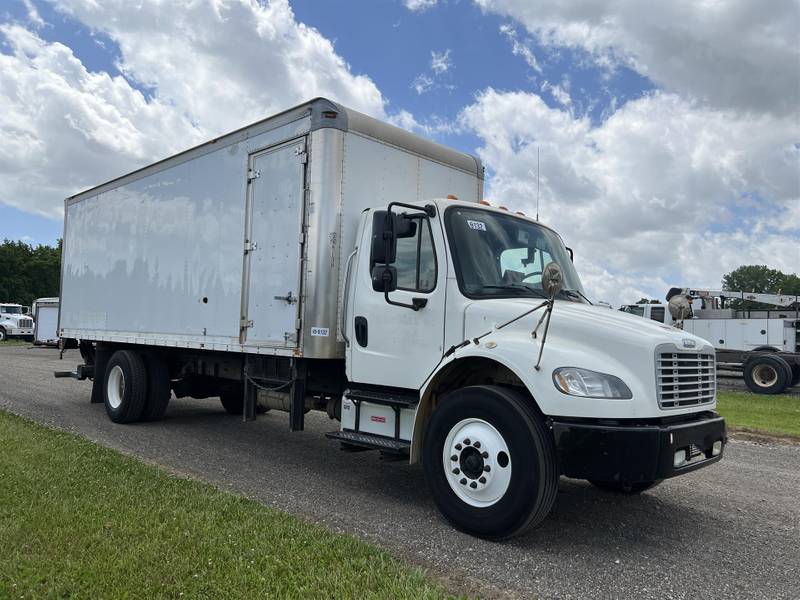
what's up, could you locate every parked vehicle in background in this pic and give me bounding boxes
[55,98,726,539]
[620,288,800,395]
[33,298,60,346]
[0,303,34,341]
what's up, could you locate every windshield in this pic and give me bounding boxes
[1,305,22,314]
[445,207,586,301]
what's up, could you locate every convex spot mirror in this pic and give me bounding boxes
[371,265,397,293]
[370,210,417,266]
[542,262,563,298]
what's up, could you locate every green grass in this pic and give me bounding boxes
[716,390,800,438]
[0,411,454,599]
[0,338,29,346]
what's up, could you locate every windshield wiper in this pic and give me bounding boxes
[560,289,593,304]
[478,284,548,299]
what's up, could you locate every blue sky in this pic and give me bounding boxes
[0,0,796,304]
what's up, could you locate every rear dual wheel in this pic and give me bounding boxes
[104,349,170,423]
[744,355,792,395]
[423,385,559,540]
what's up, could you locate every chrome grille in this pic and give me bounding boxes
[19,318,33,328]
[656,347,716,409]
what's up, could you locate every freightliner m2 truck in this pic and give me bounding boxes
[56,99,726,539]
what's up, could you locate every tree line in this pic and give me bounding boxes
[0,240,62,307]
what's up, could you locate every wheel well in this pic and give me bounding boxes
[410,357,535,464]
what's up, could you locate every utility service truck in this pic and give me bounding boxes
[621,289,800,395]
[56,98,726,539]
[0,303,34,341]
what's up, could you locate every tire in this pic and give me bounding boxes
[0,328,6,342]
[744,355,791,395]
[422,385,559,540]
[790,366,800,389]
[590,480,662,494]
[104,350,147,423]
[140,353,171,421]
[220,387,244,415]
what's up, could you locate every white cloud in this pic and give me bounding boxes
[460,89,800,305]
[430,49,451,74]
[0,0,386,219]
[412,49,454,95]
[499,24,541,74]
[404,0,438,12]
[475,0,800,116]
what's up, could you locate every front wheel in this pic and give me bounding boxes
[423,385,559,540]
[0,328,6,342]
[590,480,662,494]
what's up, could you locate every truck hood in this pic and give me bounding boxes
[460,298,715,419]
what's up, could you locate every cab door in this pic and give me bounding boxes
[348,207,447,390]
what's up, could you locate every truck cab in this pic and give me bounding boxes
[0,303,34,341]
[341,198,725,536]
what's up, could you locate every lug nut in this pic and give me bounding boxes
[452,468,460,475]
[455,444,462,451]
[484,465,491,472]
[479,476,486,484]
[481,451,489,459]
[459,478,467,485]
[464,438,471,445]
[473,441,481,449]
[469,482,478,489]
[450,455,458,461]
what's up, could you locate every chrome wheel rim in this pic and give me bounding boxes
[107,365,125,409]
[443,418,512,508]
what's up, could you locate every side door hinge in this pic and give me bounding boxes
[244,241,258,253]
[294,145,307,163]
[248,168,261,182]
[240,318,253,329]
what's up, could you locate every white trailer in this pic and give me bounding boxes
[0,303,34,341]
[57,98,726,539]
[621,290,800,394]
[33,297,60,345]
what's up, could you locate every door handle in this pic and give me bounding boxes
[354,316,368,347]
[274,291,298,304]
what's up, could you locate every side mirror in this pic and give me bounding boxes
[371,265,397,293]
[370,211,417,266]
[566,247,574,262]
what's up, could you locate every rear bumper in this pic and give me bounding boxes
[552,412,726,483]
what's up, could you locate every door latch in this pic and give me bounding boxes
[274,291,298,305]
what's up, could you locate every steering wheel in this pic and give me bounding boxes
[521,271,542,282]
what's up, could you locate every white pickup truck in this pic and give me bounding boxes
[56,98,726,539]
[0,303,34,341]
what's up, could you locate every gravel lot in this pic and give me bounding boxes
[1,344,798,599]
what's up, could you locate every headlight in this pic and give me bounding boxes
[552,367,632,399]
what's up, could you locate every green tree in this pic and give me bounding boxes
[636,298,660,304]
[721,265,800,309]
[0,239,62,307]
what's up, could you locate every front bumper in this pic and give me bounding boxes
[552,412,726,482]
[8,328,33,336]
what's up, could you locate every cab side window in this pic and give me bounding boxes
[394,217,437,292]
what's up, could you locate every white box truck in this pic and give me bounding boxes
[56,98,726,539]
[33,297,60,345]
[0,303,34,341]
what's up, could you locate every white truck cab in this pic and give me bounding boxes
[56,98,726,539]
[0,303,34,341]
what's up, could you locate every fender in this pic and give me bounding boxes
[409,330,547,464]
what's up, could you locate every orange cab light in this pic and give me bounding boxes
[499,205,509,211]
[446,194,458,200]
[516,211,526,216]
[478,199,491,206]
